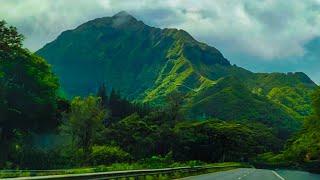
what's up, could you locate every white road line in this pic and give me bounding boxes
[238,169,255,179]
[272,171,286,180]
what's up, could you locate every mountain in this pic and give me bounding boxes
[37,11,230,99]
[36,11,318,138]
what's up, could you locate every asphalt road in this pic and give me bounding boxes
[179,168,320,180]
[276,169,320,180]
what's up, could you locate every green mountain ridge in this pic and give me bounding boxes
[36,12,318,138]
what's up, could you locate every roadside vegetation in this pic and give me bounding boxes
[0,159,244,178]
[253,87,320,172]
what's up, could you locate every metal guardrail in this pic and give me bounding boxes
[1,165,241,180]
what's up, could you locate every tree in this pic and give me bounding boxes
[0,20,23,60]
[97,83,108,108]
[0,20,60,166]
[173,120,279,162]
[165,91,185,124]
[312,87,320,117]
[109,88,119,117]
[60,96,108,154]
[91,145,130,165]
[104,113,158,159]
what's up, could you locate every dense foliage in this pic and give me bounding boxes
[284,88,320,162]
[2,90,282,169]
[0,20,60,167]
[60,96,108,153]
[99,93,280,164]
[253,88,320,171]
[97,84,152,121]
[90,145,131,166]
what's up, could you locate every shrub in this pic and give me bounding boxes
[185,160,206,167]
[138,151,174,169]
[90,145,130,166]
[268,154,285,163]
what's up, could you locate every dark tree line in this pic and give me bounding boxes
[97,83,152,121]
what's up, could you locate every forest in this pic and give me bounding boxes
[0,19,319,173]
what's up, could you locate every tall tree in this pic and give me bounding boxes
[97,83,108,108]
[0,20,23,60]
[60,96,108,154]
[109,88,121,118]
[165,91,185,124]
[312,87,320,117]
[0,20,59,166]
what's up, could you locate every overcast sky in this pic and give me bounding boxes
[1,0,320,83]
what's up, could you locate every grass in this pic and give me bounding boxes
[103,167,238,180]
[0,171,31,179]
[0,162,246,178]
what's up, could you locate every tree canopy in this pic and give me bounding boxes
[0,20,24,59]
[0,20,60,167]
[60,96,108,153]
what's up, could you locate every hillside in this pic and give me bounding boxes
[36,11,318,138]
[285,88,320,162]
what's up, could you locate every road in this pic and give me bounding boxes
[276,169,320,180]
[179,168,320,180]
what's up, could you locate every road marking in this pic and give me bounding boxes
[238,169,255,179]
[272,171,285,180]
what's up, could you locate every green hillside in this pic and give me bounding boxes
[284,88,320,161]
[36,12,318,138]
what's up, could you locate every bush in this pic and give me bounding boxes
[14,148,65,169]
[255,152,275,163]
[185,160,206,167]
[0,171,31,178]
[64,168,95,174]
[268,154,285,163]
[253,152,290,168]
[90,145,131,166]
[170,160,206,168]
[67,148,87,167]
[138,151,174,169]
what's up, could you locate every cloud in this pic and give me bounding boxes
[0,0,319,60]
[165,0,320,60]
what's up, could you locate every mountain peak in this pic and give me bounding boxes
[110,11,140,28]
[113,11,131,17]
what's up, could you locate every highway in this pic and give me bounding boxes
[179,168,320,180]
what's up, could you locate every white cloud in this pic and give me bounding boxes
[163,0,320,59]
[0,0,319,60]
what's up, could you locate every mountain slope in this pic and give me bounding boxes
[36,12,318,137]
[37,12,230,100]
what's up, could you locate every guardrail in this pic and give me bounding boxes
[2,165,242,180]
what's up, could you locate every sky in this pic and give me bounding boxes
[1,0,320,83]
